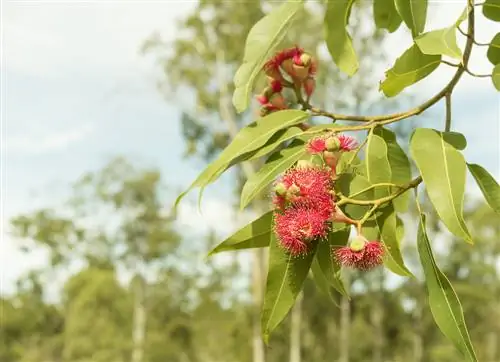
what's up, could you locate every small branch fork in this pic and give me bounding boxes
[297,1,476,230]
[293,0,476,134]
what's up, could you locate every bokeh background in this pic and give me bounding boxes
[1,1,499,361]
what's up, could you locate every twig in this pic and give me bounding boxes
[337,177,423,208]
[305,1,476,126]
[457,26,489,46]
[445,92,452,132]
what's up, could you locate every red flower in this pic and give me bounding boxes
[338,134,358,151]
[279,166,334,212]
[274,206,329,256]
[306,137,327,154]
[335,238,384,270]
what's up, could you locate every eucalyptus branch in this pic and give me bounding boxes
[303,2,475,128]
[345,182,400,200]
[463,68,492,78]
[336,176,423,208]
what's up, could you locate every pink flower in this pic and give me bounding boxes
[280,166,334,212]
[306,137,327,154]
[338,134,358,151]
[335,238,384,270]
[274,206,329,256]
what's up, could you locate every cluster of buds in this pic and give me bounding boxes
[257,46,318,117]
[271,132,384,271]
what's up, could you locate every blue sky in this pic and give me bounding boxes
[1,1,499,295]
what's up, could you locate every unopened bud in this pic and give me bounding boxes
[265,67,285,84]
[299,53,312,67]
[269,79,283,93]
[269,93,287,109]
[274,182,287,196]
[281,58,294,77]
[256,94,268,105]
[323,150,339,169]
[350,236,368,252]
[296,160,315,169]
[325,136,341,151]
[303,77,316,98]
[291,64,310,82]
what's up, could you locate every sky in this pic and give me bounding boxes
[1,0,499,296]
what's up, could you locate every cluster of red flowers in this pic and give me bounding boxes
[271,132,384,270]
[256,46,318,116]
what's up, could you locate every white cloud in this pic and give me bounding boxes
[3,122,95,154]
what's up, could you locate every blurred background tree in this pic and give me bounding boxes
[2,1,499,362]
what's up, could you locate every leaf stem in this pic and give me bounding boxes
[457,26,489,46]
[337,177,423,208]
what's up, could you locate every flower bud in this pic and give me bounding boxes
[274,182,287,196]
[281,58,294,77]
[350,236,367,252]
[323,150,339,168]
[256,94,268,105]
[325,136,341,152]
[303,77,316,98]
[269,79,283,93]
[269,93,287,109]
[291,64,310,82]
[265,66,285,84]
[296,160,315,169]
[295,53,312,67]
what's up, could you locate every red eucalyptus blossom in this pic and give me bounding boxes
[272,163,334,213]
[274,206,329,256]
[335,236,384,270]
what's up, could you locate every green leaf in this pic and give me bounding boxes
[311,258,336,302]
[208,212,273,256]
[245,127,304,163]
[232,0,304,113]
[493,64,500,91]
[374,0,402,32]
[373,127,412,212]
[380,44,441,97]
[415,27,462,60]
[241,138,309,210]
[316,228,350,297]
[417,213,478,362]
[487,33,500,65]
[394,0,428,37]
[467,163,500,214]
[175,110,309,208]
[261,234,317,343]
[442,131,467,150]
[410,128,472,243]
[337,173,373,219]
[455,6,470,27]
[378,205,413,276]
[324,0,359,76]
[483,0,500,22]
[366,132,392,199]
